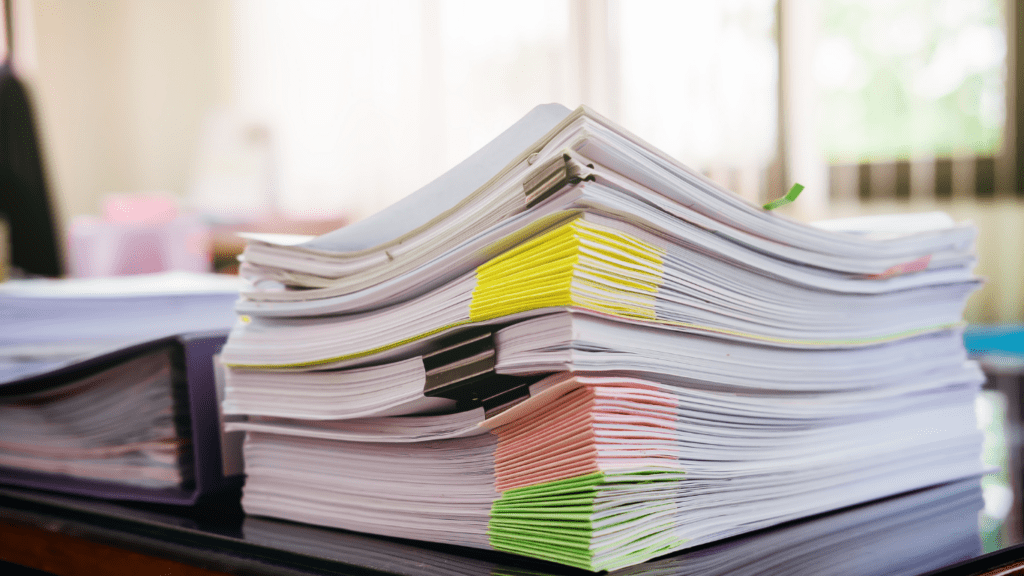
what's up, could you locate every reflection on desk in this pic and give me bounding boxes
[0,478,1001,576]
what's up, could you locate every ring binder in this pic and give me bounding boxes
[0,332,240,505]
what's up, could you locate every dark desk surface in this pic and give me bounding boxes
[0,478,1021,576]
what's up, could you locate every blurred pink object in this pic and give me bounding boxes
[67,194,211,277]
[103,194,180,224]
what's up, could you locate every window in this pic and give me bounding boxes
[225,0,781,219]
[816,0,1005,163]
[214,0,1009,218]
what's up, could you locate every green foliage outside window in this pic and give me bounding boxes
[818,0,1005,163]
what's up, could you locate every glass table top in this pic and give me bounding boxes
[0,476,1014,576]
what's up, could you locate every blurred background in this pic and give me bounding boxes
[3,0,1019,318]
[0,0,1022,550]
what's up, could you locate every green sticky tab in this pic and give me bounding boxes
[763,183,804,210]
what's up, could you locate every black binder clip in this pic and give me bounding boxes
[422,330,535,416]
[523,151,597,207]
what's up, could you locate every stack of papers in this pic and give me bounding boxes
[240,478,982,576]
[0,272,243,503]
[220,104,985,571]
[0,271,240,381]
